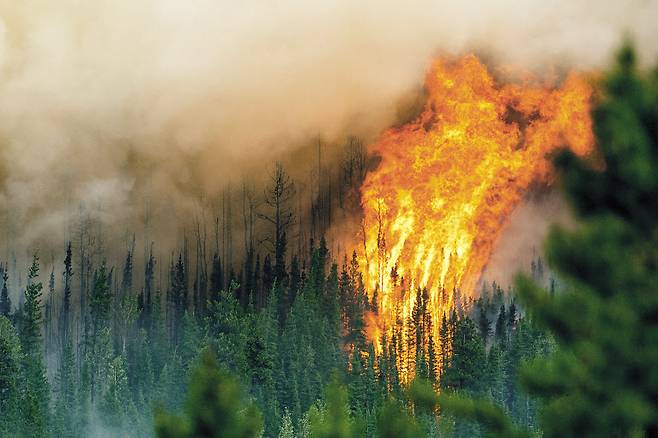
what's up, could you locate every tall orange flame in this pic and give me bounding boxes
[359,55,593,381]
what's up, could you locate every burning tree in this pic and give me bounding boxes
[359,54,594,383]
[439,43,658,438]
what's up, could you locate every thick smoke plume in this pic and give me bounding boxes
[482,189,573,288]
[0,0,656,251]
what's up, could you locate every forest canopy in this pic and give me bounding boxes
[0,42,657,438]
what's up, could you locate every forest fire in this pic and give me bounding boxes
[359,55,594,381]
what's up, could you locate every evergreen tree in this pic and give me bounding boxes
[376,398,422,438]
[0,270,11,317]
[155,348,262,438]
[477,303,492,345]
[90,262,112,336]
[514,44,658,436]
[439,43,658,438]
[210,252,223,302]
[262,255,274,308]
[278,408,295,438]
[0,315,22,435]
[60,242,73,341]
[55,244,77,436]
[242,249,255,309]
[100,354,136,433]
[441,318,485,394]
[169,254,188,345]
[55,337,78,437]
[289,255,301,305]
[308,378,362,438]
[20,255,50,437]
[507,301,517,333]
[142,247,156,328]
[494,304,507,344]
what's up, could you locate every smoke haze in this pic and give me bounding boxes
[0,0,656,249]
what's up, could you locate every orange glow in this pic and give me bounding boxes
[359,55,594,383]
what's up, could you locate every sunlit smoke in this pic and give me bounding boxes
[0,0,655,251]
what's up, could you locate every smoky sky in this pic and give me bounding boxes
[0,0,656,249]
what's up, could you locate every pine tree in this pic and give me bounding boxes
[376,398,422,438]
[169,254,187,345]
[308,378,362,438]
[440,318,485,394]
[54,244,78,437]
[55,336,78,437]
[142,247,156,328]
[514,44,658,436]
[20,254,50,437]
[210,252,223,302]
[262,255,274,308]
[242,249,255,309]
[477,303,492,345]
[100,354,134,433]
[0,315,22,435]
[60,242,73,341]
[507,301,517,332]
[89,262,112,335]
[494,304,507,344]
[0,270,11,317]
[438,313,451,380]
[155,348,262,438]
[278,408,295,438]
[289,255,301,304]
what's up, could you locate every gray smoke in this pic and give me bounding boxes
[0,0,656,251]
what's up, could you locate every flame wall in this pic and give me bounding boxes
[359,55,594,381]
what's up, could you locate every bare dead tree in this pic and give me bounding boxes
[241,180,258,256]
[221,185,234,281]
[340,136,367,211]
[258,163,296,282]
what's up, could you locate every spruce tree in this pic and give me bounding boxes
[210,252,223,302]
[155,348,262,438]
[143,247,156,328]
[440,318,485,394]
[0,315,22,435]
[514,43,658,437]
[477,303,492,345]
[308,378,362,438]
[494,304,507,344]
[20,254,50,437]
[0,270,11,317]
[439,43,658,438]
[61,242,73,341]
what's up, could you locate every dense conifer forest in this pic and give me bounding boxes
[1,44,658,438]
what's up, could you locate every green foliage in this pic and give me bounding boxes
[441,317,486,394]
[20,254,50,437]
[278,409,295,438]
[437,393,527,438]
[22,255,44,357]
[0,315,22,434]
[376,398,423,438]
[308,378,363,438]
[54,337,79,437]
[513,43,658,437]
[155,348,262,438]
[0,269,10,317]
